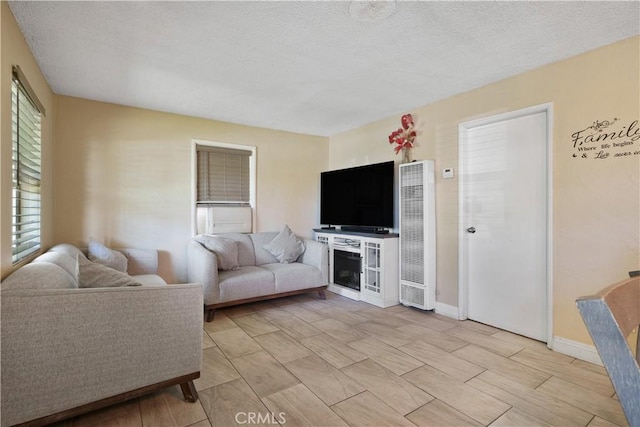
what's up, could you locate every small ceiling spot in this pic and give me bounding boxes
[348,1,397,23]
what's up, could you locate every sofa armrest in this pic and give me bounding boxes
[1,284,203,426]
[187,240,219,305]
[118,248,159,275]
[300,239,329,284]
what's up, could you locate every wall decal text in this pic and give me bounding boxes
[571,118,640,160]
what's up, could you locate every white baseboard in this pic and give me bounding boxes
[435,302,459,320]
[550,336,603,366]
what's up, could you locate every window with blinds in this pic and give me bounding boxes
[196,145,251,205]
[11,67,43,264]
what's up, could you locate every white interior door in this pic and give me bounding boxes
[460,107,549,342]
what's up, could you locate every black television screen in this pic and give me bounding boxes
[320,161,394,228]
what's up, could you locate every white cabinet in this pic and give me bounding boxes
[362,241,381,295]
[315,231,399,308]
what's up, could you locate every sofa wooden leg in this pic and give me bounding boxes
[180,381,198,403]
[317,289,326,300]
[205,308,215,322]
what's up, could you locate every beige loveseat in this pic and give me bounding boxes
[1,243,202,427]
[187,229,328,322]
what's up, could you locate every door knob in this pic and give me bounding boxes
[467,227,476,234]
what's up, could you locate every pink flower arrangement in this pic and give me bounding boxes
[388,114,416,154]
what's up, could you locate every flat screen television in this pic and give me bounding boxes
[320,161,394,230]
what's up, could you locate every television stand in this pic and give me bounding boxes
[340,226,389,234]
[314,230,399,308]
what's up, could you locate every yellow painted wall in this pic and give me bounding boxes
[0,2,55,279]
[54,96,328,282]
[329,36,640,346]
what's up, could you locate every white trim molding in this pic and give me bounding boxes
[550,336,603,366]
[435,302,459,320]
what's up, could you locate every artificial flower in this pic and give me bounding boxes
[388,114,416,154]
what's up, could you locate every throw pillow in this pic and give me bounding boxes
[200,236,240,271]
[88,239,128,272]
[263,224,305,263]
[77,255,141,288]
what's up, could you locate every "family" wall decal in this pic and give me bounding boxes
[571,118,640,160]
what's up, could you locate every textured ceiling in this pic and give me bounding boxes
[8,1,640,136]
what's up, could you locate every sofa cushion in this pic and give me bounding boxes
[133,274,167,287]
[33,251,77,279]
[263,225,306,264]
[260,263,324,293]
[88,240,128,272]
[196,233,256,267]
[198,236,240,271]
[249,232,279,266]
[49,243,87,261]
[218,266,275,303]
[1,262,77,290]
[76,256,141,288]
[117,248,158,275]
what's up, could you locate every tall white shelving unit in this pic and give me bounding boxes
[399,160,436,310]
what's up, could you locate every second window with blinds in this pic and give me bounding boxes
[194,142,256,235]
[12,66,45,264]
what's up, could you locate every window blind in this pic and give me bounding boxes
[197,145,251,205]
[11,71,42,264]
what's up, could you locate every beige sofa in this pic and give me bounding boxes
[0,244,203,427]
[187,231,328,322]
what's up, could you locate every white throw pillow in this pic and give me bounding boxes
[88,239,128,272]
[77,255,141,288]
[200,236,241,271]
[263,225,305,263]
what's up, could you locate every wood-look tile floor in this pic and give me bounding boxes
[57,292,628,427]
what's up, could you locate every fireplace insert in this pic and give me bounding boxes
[333,250,361,291]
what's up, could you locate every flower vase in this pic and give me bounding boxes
[401,147,412,164]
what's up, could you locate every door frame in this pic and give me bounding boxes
[457,103,554,346]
